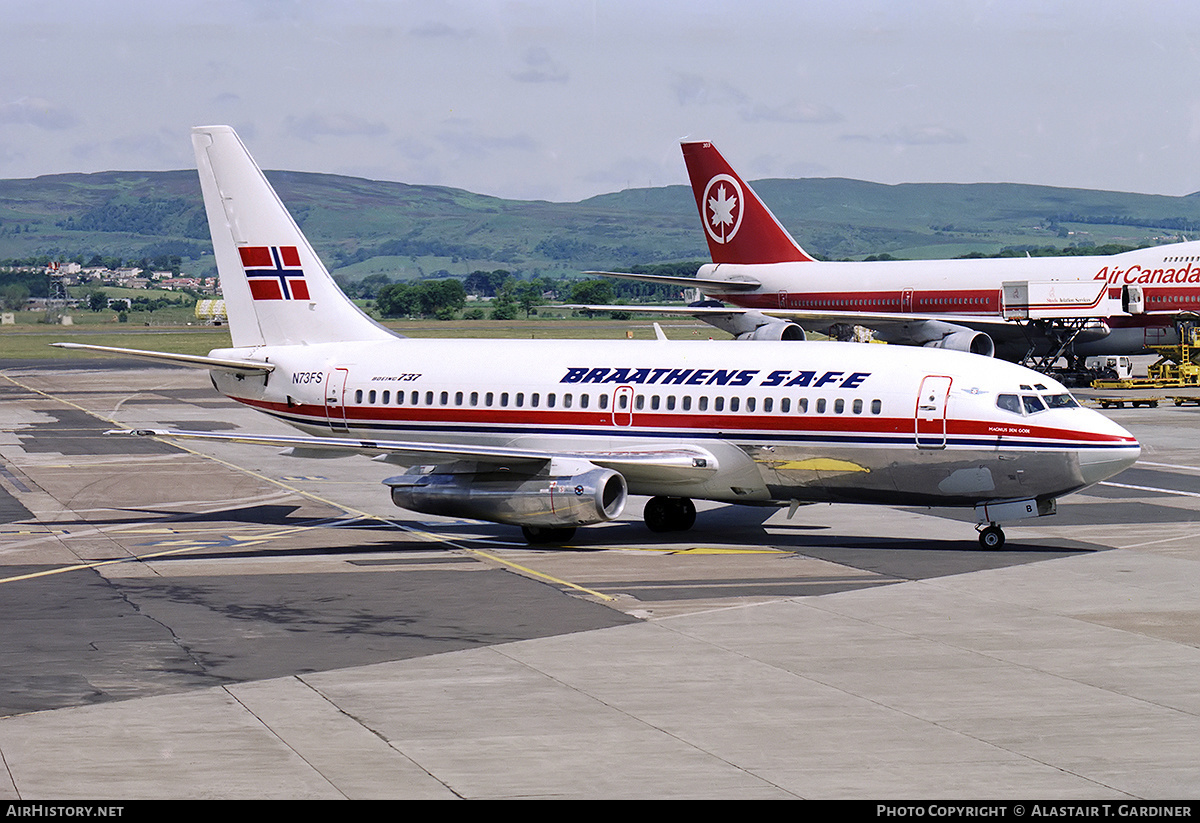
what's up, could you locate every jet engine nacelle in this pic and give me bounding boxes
[691,306,807,341]
[922,328,995,358]
[735,319,806,342]
[384,463,628,527]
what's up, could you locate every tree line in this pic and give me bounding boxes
[342,261,704,321]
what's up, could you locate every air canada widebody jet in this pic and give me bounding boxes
[57,126,1140,548]
[592,142,1200,365]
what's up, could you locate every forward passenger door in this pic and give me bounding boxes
[915,375,952,449]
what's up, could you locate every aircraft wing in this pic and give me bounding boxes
[106,428,719,483]
[51,343,275,375]
[562,302,1014,331]
[559,301,1003,331]
[585,270,762,291]
[583,271,1025,340]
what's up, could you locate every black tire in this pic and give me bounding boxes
[644,496,696,532]
[521,525,576,545]
[978,525,1005,549]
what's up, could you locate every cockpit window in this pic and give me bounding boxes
[999,390,1078,416]
[1044,393,1079,409]
[996,394,1021,414]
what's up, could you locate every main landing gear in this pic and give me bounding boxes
[519,496,697,545]
[521,525,577,545]
[976,523,1005,549]
[643,496,697,533]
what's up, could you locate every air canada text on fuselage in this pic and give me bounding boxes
[1094,263,1200,285]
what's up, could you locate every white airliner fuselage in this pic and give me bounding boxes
[695,250,1198,359]
[58,126,1140,548]
[597,141,1197,363]
[208,336,1136,509]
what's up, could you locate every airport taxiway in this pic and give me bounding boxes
[0,361,1198,798]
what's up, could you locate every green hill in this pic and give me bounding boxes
[4,168,1200,280]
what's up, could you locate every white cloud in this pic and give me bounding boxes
[0,98,78,130]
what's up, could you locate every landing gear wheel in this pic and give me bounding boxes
[643,496,697,533]
[978,524,1005,549]
[521,525,576,545]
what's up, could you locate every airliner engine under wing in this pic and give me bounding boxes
[60,126,1140,548]
[593,141,1200,363]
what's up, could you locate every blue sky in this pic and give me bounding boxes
[6,0,1200,201]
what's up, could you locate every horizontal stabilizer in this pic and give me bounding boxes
[51,343,275,374]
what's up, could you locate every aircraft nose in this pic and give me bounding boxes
[1077,414,1140,486]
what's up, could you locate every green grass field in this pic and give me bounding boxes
[0,313,730,360]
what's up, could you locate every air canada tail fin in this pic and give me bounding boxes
[192,125,397,348]
[680,141,814,265]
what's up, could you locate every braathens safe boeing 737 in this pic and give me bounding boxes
[591,141,1200,366]
[56,126,1139,548]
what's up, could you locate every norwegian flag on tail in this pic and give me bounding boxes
[238,246,310,300]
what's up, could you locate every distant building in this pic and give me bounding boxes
[194,299,227,324]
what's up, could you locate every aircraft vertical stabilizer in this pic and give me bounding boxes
[681,141,814,265]
[192,125,397,348]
